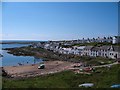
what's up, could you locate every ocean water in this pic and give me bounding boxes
[1,40,47,44]
[0,43,43,67]
[2,44,30,49]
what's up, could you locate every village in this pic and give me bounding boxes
[2,36,120,88]
[1,34,120,88]
[34,36,120,59]
[1,1,120,88]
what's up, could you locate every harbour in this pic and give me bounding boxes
[1,43,43,67]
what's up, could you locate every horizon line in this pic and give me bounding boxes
[0,35,119,41]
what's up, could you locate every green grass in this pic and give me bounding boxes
[84,57,115,66]
[69,56,115,66]
[2,64,120,88]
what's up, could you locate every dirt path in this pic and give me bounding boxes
[93,62,118,68]
[3,61,74,78]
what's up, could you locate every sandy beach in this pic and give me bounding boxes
[2,61,74,78]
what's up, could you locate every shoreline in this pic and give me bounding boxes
[2,61,74,79]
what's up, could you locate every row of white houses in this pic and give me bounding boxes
[33,38,120,59]
[56,45,120,59]
[58,46,85,55]
[82,46,120,59]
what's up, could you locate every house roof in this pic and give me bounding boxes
[100,46,110,50]
[84,45,120,52]
[84,46,93,50]
[112,46,120,52]
[91,47,101,51]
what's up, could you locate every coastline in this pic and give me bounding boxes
[2,61,74,79]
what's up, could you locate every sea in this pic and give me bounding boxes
[0,40,44,67]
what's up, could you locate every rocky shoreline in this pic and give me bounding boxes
[3,46,81,62]
[4,48,35,56]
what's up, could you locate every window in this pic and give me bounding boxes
[102,53,104,56]
[99,53,101,56]
[110,53,113,55]
[115,54,117,58]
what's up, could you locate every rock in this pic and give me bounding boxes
[2,68,8,77]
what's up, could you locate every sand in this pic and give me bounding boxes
[2,61,74,78]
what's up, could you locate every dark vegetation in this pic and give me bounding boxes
[3,46,79,61]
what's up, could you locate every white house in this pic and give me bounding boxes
[108,46,120,59]
[82,45,120,59]
[82,46,94,56]
[112,36,120,44]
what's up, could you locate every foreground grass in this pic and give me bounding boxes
[3,64,120,88]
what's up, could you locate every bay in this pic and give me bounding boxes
[0,43,43,67]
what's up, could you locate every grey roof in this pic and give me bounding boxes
[84,46,94,50]
[112,46,120,52]
[100,46,110,50]
[84,45,120,52]
[91,47,101,51]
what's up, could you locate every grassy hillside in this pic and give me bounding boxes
[2,64,120,88]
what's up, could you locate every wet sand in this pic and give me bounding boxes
[2,61,74,78]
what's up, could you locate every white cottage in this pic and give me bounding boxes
[108,46,120,59]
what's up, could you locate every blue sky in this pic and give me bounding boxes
[2,2,118,41]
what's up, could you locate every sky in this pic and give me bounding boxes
[2,2,118,41]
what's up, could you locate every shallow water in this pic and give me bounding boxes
[0,44,43,67]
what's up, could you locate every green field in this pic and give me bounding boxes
[2,64,120,88]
